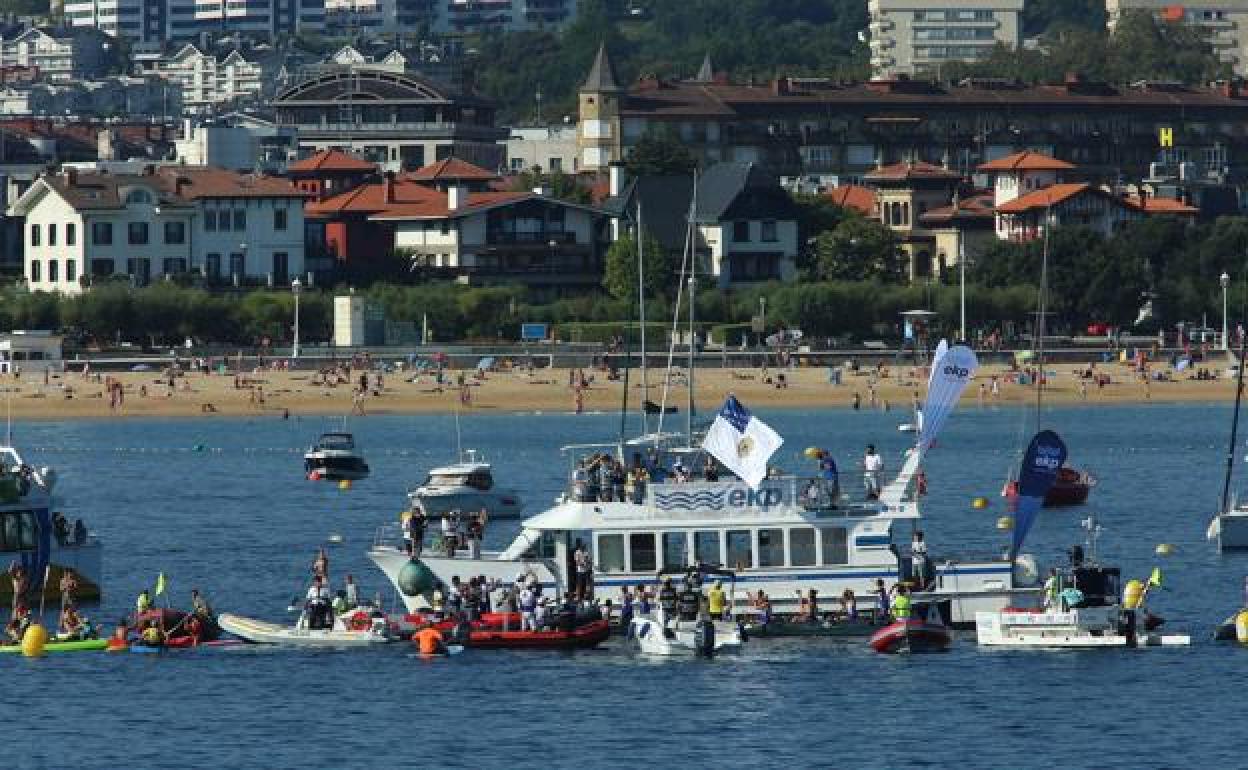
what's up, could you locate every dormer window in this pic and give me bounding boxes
[125,189,153,205]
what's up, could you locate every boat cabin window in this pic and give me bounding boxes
[520,531,558,560]
[319,434,355,450]
[821,527,849,565]
[465,471,493,491]
[790,528,816,566]
[661,532,688,571]
[629,533,657,572]
[726,529,753,570]
[758,528,785,567]
[597,534,626,573]
[694,530,721,566]
[0,511,37,551]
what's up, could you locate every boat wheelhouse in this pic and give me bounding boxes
[371,441,1039,628]
[0,445,102,604]
[304,432,370,481]
[409,449,523,519]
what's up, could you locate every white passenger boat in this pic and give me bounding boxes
[218,609,391,647]
[409,450,523,519]
[304,432,370,481]
[629,609,743,657]
[0,443,102,604]
[370,441,1039,628]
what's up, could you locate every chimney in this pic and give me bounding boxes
[608,161,625,197]
[64,167,77,186]
[383,170,395,204]
[97,128,116,161]
[448,183,467,211]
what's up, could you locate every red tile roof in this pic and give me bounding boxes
[995,183,1094,213]
[978,151,1075,172]
[1125,195,1199,214]
[155,167,306,199]
[287,149,377,173]
[864,161,961,182]
[306,177,527,219]
[824,184,876,215]
[41,167,306,210]
[407,157,499,182]
[920,192,995,223]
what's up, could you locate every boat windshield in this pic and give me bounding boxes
[317,433,355,450]
[426,471,492,490]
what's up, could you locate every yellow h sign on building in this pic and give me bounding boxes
[1159,127,1174,147]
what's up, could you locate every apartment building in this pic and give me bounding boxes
[9,166,308,293]
[0,28,113,83]
[63,0,325,46]
[142,45,263,113]
[867,0,1024,77]
[1107,0,1248,74]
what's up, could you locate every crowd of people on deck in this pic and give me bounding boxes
[401,506,489,559]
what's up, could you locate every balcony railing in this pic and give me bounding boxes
[484,230,577,245]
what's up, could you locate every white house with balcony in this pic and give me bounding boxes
[8,166,308,294]
[142,45,264,113]
[692,162,799,287]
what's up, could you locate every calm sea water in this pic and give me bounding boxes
[3,402,1244,769]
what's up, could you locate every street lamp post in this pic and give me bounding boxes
[291,277,303,359]
[1222,271,1231,351]
[959,234,967,343]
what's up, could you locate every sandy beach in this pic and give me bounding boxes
[0,358,1237,420]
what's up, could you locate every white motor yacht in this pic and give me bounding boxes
[304,432,370,481]
[408,450,523,519]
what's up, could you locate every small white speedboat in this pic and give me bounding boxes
[628,609,743,657]
[409,450,523,519]
[218,610,391,647]
[305,432,370,481]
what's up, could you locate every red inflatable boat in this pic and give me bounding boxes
[1003,466,1095,507]
[408,619,611,650]
[869,619,951,654]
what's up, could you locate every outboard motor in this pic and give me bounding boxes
[1118,609,1138,647]
[693,619,715,657]
[1070,545,1085,566]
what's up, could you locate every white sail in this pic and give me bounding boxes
[918,343,978,455]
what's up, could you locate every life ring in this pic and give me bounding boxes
[348,613,371,632]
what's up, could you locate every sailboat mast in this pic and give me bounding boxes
[1035,205,1051,418]
[1221,335,1247,514]
[686,176,698,444]
[637,200,648,431]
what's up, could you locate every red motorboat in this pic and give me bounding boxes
[1003,466,1095,507]
[393,611,521,637]
[868,619,951,654]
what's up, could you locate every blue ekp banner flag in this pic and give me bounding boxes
[1010,430,1068,558]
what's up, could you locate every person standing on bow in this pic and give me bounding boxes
[862,445,884,500]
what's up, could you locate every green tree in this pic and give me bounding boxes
[508,169,592,203]
[814,214,901,282]
[602,229,669,301]
[623,134,698,176]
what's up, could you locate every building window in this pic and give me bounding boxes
[162,258,186,275]
[48,260,58,282]
[92,222,112,245]
[273,208,287,230]
[549,157,562,172]
[127,257,151,286]
[205,253,221,279]
[761,220,778,242]
[164,221,185,244]
[91,259,112,277]
[49,223,57,246]
[125,189,152,204]
[732,221,750,242]
[440,221,449,235]
[205,210,217,231]
[229,252,244,279]
[29,260,40,282]
[30,224,39,247]
[233,210,246,230]
[66,223,75,246]
[128,222,148,245]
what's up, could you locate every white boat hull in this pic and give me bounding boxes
[369,545,1029,626]
[218,613,391,646]
[628,616,743,656]
[1215,509,1248,550]
[975,608,1190,648]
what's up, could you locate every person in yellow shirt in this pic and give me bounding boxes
[707,581,727,620]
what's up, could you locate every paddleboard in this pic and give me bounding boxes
[0,639,109,654]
